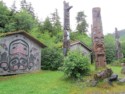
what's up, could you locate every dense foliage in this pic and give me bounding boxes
[104,33,125,64]
[0,0,37,32]
[104,34,116,64]
[70,32,92,47]
[111,58,125,66]
[41,47,64,70]
[14,10,37,31]
[0,1,11,32]
[61,51,90,79]
[121,41,125,58]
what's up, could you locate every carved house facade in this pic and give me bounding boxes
[0,31,46,75]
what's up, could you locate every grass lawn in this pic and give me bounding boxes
[0,66,125,94]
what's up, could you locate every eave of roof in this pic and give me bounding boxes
[70,41,92,52]
[0,31,47,48]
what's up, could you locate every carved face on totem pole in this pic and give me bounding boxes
[92,7,106,68]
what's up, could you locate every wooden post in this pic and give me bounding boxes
[63,1,72,56]
[115,27,123,59]
[91,7,106,68]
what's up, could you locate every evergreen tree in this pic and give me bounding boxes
[11,0,16,14]
[51,9,62,35]
[20,0,27,9]
[43,17,54,34]
[14,9,37,32]
[20,0,35,17]
[76,11,88,33]
[0,1,10,32]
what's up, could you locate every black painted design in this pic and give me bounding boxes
[29,54,35,69]
[0,38,40,74]
[9,39,29,71]
[0,43,8,50]
[0,52,8,71]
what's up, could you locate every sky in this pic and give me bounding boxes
[2,0,125,35]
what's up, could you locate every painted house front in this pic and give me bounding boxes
[0,31,46,75]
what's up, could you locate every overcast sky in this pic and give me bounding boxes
[2,0,125,35]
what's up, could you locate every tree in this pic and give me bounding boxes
[104,34,116,63]
[11,0,17,14]
[42,17,54,34]
[121,41,125,58]
[14,9,37,32]
[0,1,10,32]
[41,47,64,70]
[20,0,35,17]
[50,9,62,37]
[76,11,88,33]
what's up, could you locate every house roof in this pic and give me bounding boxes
[0,31,46,48]
[70,41,92,52]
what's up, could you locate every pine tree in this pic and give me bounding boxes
[11,0,16,13]
[76,11,88,33]
[20,0,35,18]
[0,1,10,32]
[51,9,62,35]
[43,17,53,34]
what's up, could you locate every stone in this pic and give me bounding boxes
[91,80,98,87]
[121,66,125,74]
[91,7,106,68]
[94,68,113,80]
[117,78,125,85]
[108,74,118,81]
[121,63,125,67]
[87,80,98,87]
[103,78,108,82]
[118,78,125,83]
[108,74,118,86]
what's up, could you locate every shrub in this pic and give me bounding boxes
[61,51,90,79]
[111,60,120,66]
[119,58,125,63]
[111,58,125,66]
[41,47,64,70]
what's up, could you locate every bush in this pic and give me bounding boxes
[61,51,90,79]
[119,58,125,63]
[111,58,125,66]
[111,60,120,66]
[41,47,64,70]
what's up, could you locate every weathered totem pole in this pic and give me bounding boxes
[115,27,123,59]
[91,7,106,68]
[63,1,72,56]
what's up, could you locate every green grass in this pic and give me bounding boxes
[0,71,84,94]
[0,66,125,94]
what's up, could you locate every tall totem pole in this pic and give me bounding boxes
[115,27,123,59]
[63,1,72,56]
[91,7,106,68]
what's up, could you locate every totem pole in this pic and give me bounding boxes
[115,27,123,59]
[91,7,106,68]
[63,1,72,56]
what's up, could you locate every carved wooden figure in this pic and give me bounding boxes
[63,1,72,56]
[115,28,123,59]
[92,7,106,68]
